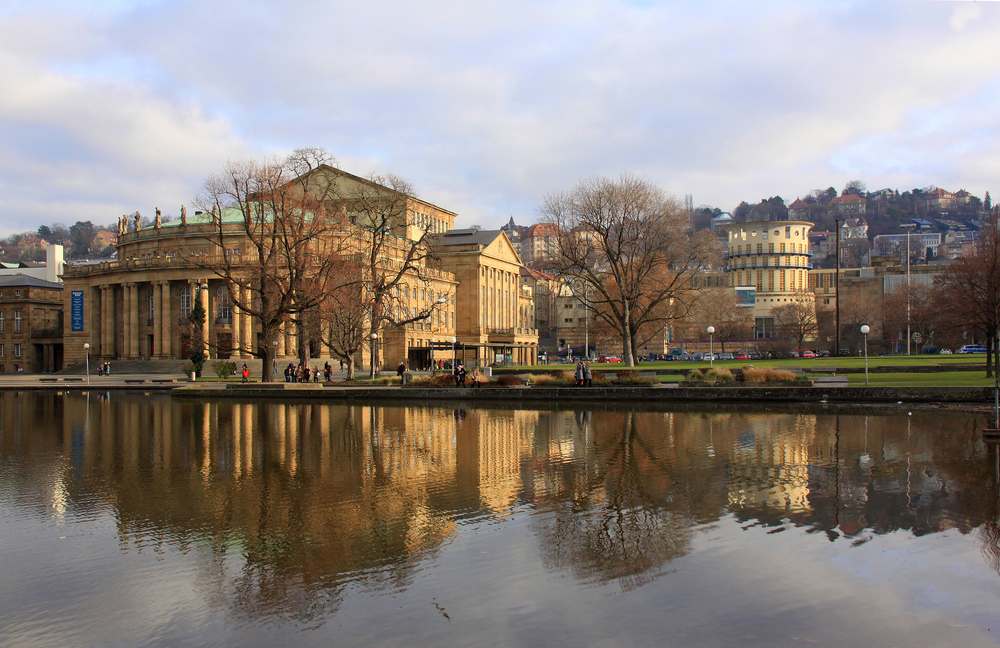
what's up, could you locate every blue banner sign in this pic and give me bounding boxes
[71,290,84,331]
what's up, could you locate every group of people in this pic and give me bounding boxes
[283,362,334,383]
[574,360,593,387]
[96,362,112,376]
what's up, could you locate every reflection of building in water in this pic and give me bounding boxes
[466,409,539,513]
[725,414,818,517]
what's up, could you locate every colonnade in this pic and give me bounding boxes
[92,278,301,361]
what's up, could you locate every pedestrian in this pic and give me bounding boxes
[339,359,344,372]
[458,364,467,387]
[583,361,592,387]
[324,361,331,382]
[397,362,405,377]
[105,362,111,376]
[313,367,320,382]
[285,363,294,383]
[241,363,250,383]
[574,360,584,387]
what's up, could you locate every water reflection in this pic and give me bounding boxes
[1,393,999,632]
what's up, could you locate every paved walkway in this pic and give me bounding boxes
[0,371,438,389]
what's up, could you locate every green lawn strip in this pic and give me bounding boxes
[845,371,993,387]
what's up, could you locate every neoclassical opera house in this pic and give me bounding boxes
[61,166,539,370]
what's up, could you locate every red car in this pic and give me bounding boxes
[735,353,749,360]
[797,350,817,358]
[598,355,623,363]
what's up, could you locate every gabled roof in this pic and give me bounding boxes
[0,274,63,290]
[433,228,505,248]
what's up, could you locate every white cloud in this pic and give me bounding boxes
[2,0,1000,232]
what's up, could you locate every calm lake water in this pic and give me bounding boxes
[2,392,1000,647]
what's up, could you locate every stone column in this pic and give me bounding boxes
[100,286,112,357]
[160,282,171,357]
[127,283,139,358]
[121,283,132,359]
[229,285,241,359]
[239,287,252,359]
[152,281,163,358]
[199,281,210,358]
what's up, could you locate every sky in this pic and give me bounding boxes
[2,0,1000,237]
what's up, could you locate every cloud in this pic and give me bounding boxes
[1,0,1000,233]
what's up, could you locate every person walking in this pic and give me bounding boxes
[458,364,467,387]
[324,362,331,382]
[241,363,250,383]
[453,363,462,387]
[397,362,406,378]
[583,361,592,387]
[574,360,585,387]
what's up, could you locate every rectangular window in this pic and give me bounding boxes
[0,344,4,357]
[767,271,774,291]
[14,310,21,333]
[14,344,21,357]
[768,243,774,254]
[756,271,763,291]
[779,243,785,253]
[756,244,762,254]
[0,311,4,333]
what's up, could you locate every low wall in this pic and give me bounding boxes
[173,384,995,403]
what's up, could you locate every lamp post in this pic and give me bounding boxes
[271,340,278,382]
[900,223,916,355]
[861,324,870,385]
[707,326,715,369]
[83,343,90,384]
[450,336,457,371]
[370,332,378,379]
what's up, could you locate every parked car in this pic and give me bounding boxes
[940,348,953,354]
[786,350,799,358]
[797,350,817,359]
[815,350,830,357]
[735,353,749,360]
[598,355,623,363]
[958,345,988,354]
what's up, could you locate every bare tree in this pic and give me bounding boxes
[771,291,818,349]
[689,288,754,353]
[193,148,348,382]
[336,173,449,376]
[540,174,717,366]
[934,217,1000,376]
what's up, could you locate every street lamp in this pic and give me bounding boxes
[900,222,916,355]
[861,324,870,385]
[450,336,457,371]
[83,343,90,384]
[707,326,715,369]
[370,332,378,379]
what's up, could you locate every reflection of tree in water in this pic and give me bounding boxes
[533,411,696,592]
[977,440,1000,575]
[102,400,458,626]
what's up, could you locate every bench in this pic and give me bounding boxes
[810,365,838,374]
[151,378,176,383]
[783,366,804,374]
[39,377,60,383]
[64,377,84,382]
[124,379,149,385]
[813,375,849,385]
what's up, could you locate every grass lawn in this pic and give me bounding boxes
[517,356,995,387]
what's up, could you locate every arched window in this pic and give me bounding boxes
[217,286,232,321]
[180,286,191,318]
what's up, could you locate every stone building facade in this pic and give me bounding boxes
[61,167,537,371]
[723,219,815,338]
[0,275,63,373]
